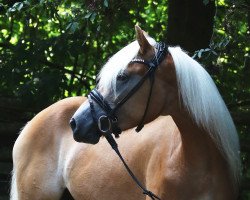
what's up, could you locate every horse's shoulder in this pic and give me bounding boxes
[34,96,86,121]
[19,96,86,139]
[49,96,87,114]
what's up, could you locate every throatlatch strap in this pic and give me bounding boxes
[105,133,161,200]
[135,73,155,132]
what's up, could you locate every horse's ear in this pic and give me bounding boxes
[135,25,152,55]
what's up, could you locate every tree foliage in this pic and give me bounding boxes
[0,0,250,198]
[0,0,169,108]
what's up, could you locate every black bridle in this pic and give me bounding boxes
[88,42,168,200]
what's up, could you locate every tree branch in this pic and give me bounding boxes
[40,59,94,95]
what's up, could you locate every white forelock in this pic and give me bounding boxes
[168,46,241,188]
[97,37,156,95]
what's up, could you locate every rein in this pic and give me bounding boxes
[105,133,161,200]
[88,42,168,200]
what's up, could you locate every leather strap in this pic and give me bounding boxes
[105,132,161,200]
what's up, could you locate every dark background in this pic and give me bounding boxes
[0,0,249,199]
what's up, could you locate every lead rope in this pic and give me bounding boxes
[105,133,161,200]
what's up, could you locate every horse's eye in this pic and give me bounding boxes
[117,73,129,81]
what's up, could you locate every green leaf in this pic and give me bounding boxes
[198,50,203,58]
[66,22,79,33]
[17,2,23,11]
[97,25,101,32]
[104,0,109,8]
[66,23,71,30]
[39,0,46,4]
[84,12,92,19]
[204,48,210,52]
[203,0,209,5]
[8,2,23,13]
[212,50,218,55]
[90,12,97,22]
[23,0,30,6]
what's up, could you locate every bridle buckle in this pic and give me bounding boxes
[98,115,111,133]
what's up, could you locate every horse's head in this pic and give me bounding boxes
[70,26,177,144]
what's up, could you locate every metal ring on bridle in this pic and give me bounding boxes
[98,115,112,133]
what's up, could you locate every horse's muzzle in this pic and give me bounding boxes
[69,102,101,144]
[70,117,100,144]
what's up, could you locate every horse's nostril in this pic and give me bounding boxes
[70,118,76,131]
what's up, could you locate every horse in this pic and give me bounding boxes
[11,26,241,200]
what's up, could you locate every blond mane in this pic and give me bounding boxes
[168,47,241,187]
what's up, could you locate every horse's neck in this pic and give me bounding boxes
[173,108,232,181]
[171,109,216,162]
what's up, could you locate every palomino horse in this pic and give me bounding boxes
[11,26,240,200]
